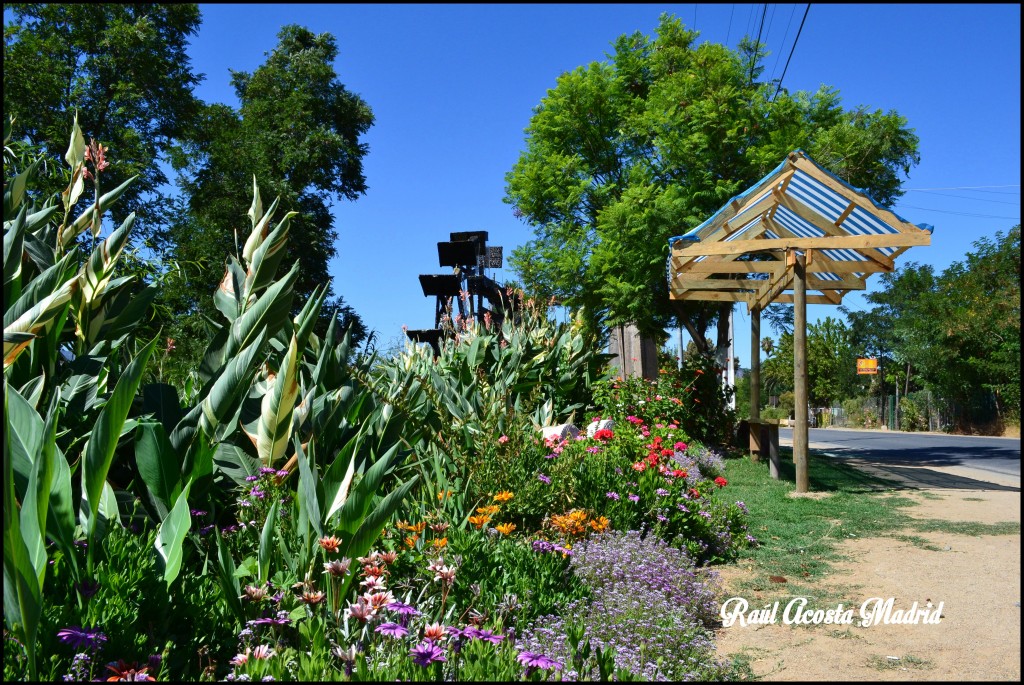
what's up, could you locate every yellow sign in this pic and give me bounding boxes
[857,358,878,375]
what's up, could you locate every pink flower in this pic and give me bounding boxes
[674,441,687,451]
[498,435,509,445]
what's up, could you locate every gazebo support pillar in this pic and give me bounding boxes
[749,306,761,462]
[793,253,809,492]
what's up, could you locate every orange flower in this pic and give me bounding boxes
[496,523,516,535]
[476,505,500,515]
[695,368,705,375]
[492,491,514,502]
[437,490,452,501]
[467,514,491,529]
[432,537,448,549]
[410,521,427,534]
[589,516,610,533]
[319,536,342,554]
[404,534,419,548]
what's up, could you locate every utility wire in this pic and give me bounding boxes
[904,184,1019,192]
[726,4,735,45]
[769,4,798,85]
[901,190,1019,205]
[749,3,768,83]
[772,4,810,102]
[898,204,1020,220]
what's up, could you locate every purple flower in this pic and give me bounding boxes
[656,488,670,497]
[245,475,260,482]
[275,470,290,478]
[628,494,640,503]
[386,601,421,616]
[259,467,277,475]
[537,473,551,484]
[606,492,620,501]
[409,641,446,666]
[56,626,107,651]
[518,650,564,671]
[699,510,712,520]
[250,611,291,627]
[464,627,504,644]
[586,446,601,454]
[189,509,207,517]
[735,501,749,514]
[198,525,216,536]
[249,486,266,499]
[376,622,410,638]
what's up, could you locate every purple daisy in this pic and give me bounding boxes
[409,641,446,667]
[56,626,107,651]
[375,622,409,638]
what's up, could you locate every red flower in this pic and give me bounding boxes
[105,660,154,681]
[714,477,728,488]
[593,429,615,442]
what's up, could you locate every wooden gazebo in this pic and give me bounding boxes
[667,150,932,492]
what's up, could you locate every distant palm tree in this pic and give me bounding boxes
[761,337,774,357]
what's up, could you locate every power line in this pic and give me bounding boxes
[749,3,768,83]
[901,190,1020,205]
[772,3,810,102]
[898,204,1020,220]
[904,184,1019,192]
[769,4,798,85]
[726,4,735,45]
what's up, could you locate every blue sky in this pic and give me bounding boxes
[154,4,1022,359]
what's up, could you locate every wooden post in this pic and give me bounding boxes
[750,306,761,462]
[793,252,809,493]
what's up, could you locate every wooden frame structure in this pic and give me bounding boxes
[667,150,932,492]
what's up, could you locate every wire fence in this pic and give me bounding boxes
[820,390,1001,433]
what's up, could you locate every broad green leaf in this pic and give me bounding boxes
[336,442,403,533]
[5,385,42,502]
[242,196,280,264]
[222,261,297,362]
[258,499,279,583]
[322,431,360,523]
[4,278,77,368]
[246,175,262,233]
[82,335,158,534]
[243,210,295,302]
[295,437,324,539]
[3,205,27,289]
[135,421,181,517]
[154,481,192,588]
[213,256,247,322]
[256,333,300,466]
[199,329,267,437]
[215,527,244,623]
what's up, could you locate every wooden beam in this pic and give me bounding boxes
[673,277,768,290]
[679,259,786,274]
[750,306,761,461]
[793,253,809,493]
[669,290,754,302]
[750,261,795,312]
[674,218,773,272]
[772,294,843,305]
[672,232,931,257]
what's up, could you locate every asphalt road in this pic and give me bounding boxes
[778,426,1021,480]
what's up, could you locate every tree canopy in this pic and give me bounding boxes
[3,3,203,234]
[504,13,920,352]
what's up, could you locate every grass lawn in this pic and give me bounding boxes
[719,447,1019,606]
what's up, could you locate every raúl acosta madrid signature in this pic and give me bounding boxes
[719,596,944,628]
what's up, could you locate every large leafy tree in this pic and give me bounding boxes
[161,25,373,382]
[3,4,203,233]
[762,317,863,407]
[505,13,919,357]
[846,226,1021,421]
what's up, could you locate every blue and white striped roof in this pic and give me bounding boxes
[667,150,933,307]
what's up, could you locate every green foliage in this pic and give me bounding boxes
[843,226,1020,425]
[161,24,373,383]
[3,4,203,233]
[505,12,920,342]
[762,317,866,407]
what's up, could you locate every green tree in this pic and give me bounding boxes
[3,4,203,234]
[161,25,373,383]
[505,13,919,356]
[762,317,863,408]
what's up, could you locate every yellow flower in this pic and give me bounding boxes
[496,523,516,535]
[432,537,448,549]
[476,505,500,515]
[437,490,452,501]
[589,516,610,533]
[467,514,491,529]
[492,491,514,502]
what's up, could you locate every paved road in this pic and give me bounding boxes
[778,427,1021,482]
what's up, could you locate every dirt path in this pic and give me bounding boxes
[714,462,1021,681]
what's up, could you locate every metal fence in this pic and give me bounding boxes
[822,390,999,433]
